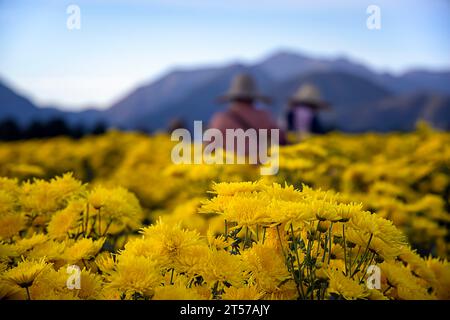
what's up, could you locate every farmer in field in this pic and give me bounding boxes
[208,73,286,159]
[286,83,330,140]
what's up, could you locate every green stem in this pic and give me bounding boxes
[84,203,90,236]
[276,225,287,264]
[224,219,228,240]
[276,224,304,298]
[275,224,300,299]
[98,207,101,236]
[82,258,88,269]
[212,281,219,298]
[321,233,328,263]
[383,283,393,295]
[342,224,348,275]
[170,268,174,285]
[321,283,327,300]
[80,212,84,236]
[327,222,333,264]
[288,254,302,299]
[262,227,267,244]
[351,233,373,278]
[244,227,249,249]
[188,277,195,288]
[304,223,315,299]
[290,223,305,299]
[314,223,322,259]
[359,252,376,284]
[25,287,31,300]
[89,214,97,238]
[102,220,113,237]
[349,245,361,276]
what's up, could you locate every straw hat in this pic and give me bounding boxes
[217,73,271,104]
[289,83,330,109]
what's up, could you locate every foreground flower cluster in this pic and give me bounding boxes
[0,176,449,300]
[0,125,448,258]
[0,125,449,299]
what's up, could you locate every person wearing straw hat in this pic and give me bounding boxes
[286,83,330,140]
[209,73,286,149]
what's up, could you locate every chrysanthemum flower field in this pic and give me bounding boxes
[1,125,449,300]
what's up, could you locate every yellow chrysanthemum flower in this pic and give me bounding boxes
[12,234,49,256]
[173,244,210,276]
[77,269,103,299]
[153,283,203,300]
[200,249,245,287]
[3,258,49,293]
[209,181,263,196]
[0,280,24,300]
[222,285,264,300]
[63,238,105,262]
[0,214,25,240]
[47,200,83,239]
[107,255,161,298]
[379,261,434,300]
[95,252,116,275]
[350,210,406,247]
[242,243,290,293]
[0,242,17,261]
[367,289,388,300]
[30,266,78,300]
[399,247,437,287]
[426,257,450,300]
[0,189,17,214]
[88,186,142,233]
[48,173,84,202]
[326,269,368,300]
[268,199,315,224]
[140,219,201,270]
[25,240,65,261]
[20,173,83,215]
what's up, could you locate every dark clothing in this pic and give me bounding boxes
[286,109,324,134]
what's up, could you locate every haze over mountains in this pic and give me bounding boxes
[1,50,449,132]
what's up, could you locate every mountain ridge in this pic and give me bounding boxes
[1,50,449,132]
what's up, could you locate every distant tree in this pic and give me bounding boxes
[25,121,46,139]
[1,118,111,141]
[135,125,153,135]
[0,118,22,140]
[46,118,70,137]
[70,123,86,139]
[91,121,107,135]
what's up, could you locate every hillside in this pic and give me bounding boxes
[1,50,449,132]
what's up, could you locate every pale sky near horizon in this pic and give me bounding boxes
[0,0,449,110]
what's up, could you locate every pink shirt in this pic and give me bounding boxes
[208,103,286,156]
[209,103,280,132]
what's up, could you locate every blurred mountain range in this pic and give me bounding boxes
[0,82,104,129]
[1,50,449,132]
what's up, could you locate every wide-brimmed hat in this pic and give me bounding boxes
[217,73,271,104]
[289,83,330,109]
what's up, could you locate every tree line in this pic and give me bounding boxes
[0,118,107,141]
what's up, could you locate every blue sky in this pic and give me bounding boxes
[0,0,449,110]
